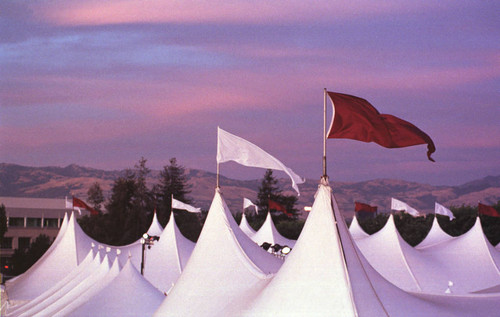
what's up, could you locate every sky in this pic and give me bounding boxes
[1,0,499,186]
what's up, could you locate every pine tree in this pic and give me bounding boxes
[256,169,281,213]
[154,158,192,225]
[0,204,7,241]
[87,182,104,213]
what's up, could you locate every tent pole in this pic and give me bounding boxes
[323,88,327,178]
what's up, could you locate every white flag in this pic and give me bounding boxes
[65,196,73,209]
[217,127,305,195]
[391,198,420,217]
[243,198,258,214]
[435,202,455,220]
[172,198,201,213]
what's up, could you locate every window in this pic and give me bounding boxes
[8,217,24,227]
[18,237,31,250]
[26,218,42,228]
[43,218,59,228]
[1,237,13,249]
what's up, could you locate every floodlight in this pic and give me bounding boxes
[260,242,272,251]
[271,244,283,253]
[281,246,291,255]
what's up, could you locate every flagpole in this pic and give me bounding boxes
[216,162,220,189]
[323,88,327,178]
[216,127,220,189]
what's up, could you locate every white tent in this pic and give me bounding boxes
[5,213,92,302]
[348,216,369,240]
[143,211,195,294]
[355,213,500,294]
[355,214,423,292]
[154,188,283,316]
[415,216,454,249]
[13,254,118,317]
[241,180,500,316]
[146,211,164,237]
[418,217,500,293]
[66,258,164,317]
[5,209,163,304]
[5,213,69,288]
[250,212,296,248]
[239,212,257,238]
[6,249,100,317]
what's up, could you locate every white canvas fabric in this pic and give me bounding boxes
[241,181,500,317]
[391,198,420,217]
[147,212,164,236]
[154,188,282,317]
[47,257,121,317]
[250,212,296,248]
[172,198,201,213]
[415,216,454,249]
[239,212,257,238]
[241,183,360,316]
[348,216,369,240]
[355,214,423,292]
[5,213,69,288]
[355,214,500,294]
[418,217,500,293]
[14,254,114,317]
[6,249,99,317]
[5,213,83,301]
[67,258,164,317]
[143,212,196,294]
[217,127,304,195]
[6,209,163,304]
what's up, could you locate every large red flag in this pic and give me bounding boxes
[73,197,99,215]
[269,199,292,217]
[327,92,436,162]
[478,203,500,217]
[355,202,378,213]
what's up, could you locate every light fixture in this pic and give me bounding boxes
[281,246,291,255]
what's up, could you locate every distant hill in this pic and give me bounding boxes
[1,163,499,218]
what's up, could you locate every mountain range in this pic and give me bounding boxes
[1,163,499,218]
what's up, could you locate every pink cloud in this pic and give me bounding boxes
[36,1,452,26]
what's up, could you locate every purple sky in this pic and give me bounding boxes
[1,1,499,186]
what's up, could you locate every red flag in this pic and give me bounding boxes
[73,197,99,215]
[269,199,292,217]
[327,92,436,162]
[478,203,500,217]
[355,202,378,213]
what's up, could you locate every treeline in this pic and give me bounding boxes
[356,202,500,246]
[78,157,203,245]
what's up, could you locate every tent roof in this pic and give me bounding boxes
[239,212,257,238]
[12,254,116,316]
[146,211,164,237]
[6,249,99,316]
[415,216,454,249]
[66,258,164,317]
[349,216,369,240]
[143,211,195,293]
[355,213,423,292]
[154,188,282,316]
[418,217,500,293]
[250,212,296,247]
[5,213,82,301]
[242,180,500,316]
